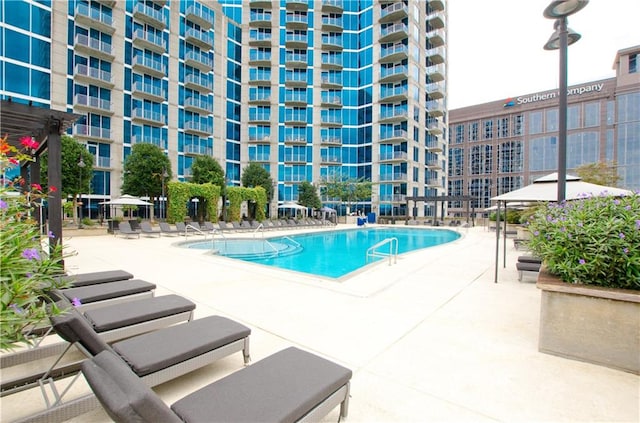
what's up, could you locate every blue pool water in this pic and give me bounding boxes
[186,227,460,279]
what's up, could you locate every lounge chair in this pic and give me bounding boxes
[118,222,140,239]
[54,269,134,288]
[83,346,351,423]
[140,221,161,237]
[18,306,251,423]
[203,221,217,232]
[53,279,156,312]
[159,222,180,236]
[217,221,233,232]
[516,261,541,281]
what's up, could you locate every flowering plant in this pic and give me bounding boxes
[1,135,72,350]
[526,193,640,290]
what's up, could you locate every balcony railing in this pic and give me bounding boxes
[379,151,408,161]
[74,64,112,84]
[132,54,166,75]
[95,157,111,168]
[133,28,167,51]
[380,129,408,141]
[379,172,407,182]
[184,97,213,113]
[321,136,341,145]
[184,121,212,134]
[75,34,113,56]
[185,28,213,48]
[133,2,167,28]
[184,51,213,70]
[184,144,213,155]
[75,3,113,28]
[73,124,111,140]
[184,74,214,91]
[380,44,408,60]
[74,94,111,111]
[185,4,214,29]
[131,135,164,148]
[132,108,165,124]
[133,81,166,99]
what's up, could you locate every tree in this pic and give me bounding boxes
[121,143,171,221]
[575,161,621,187]
[191,155,225,187]
[321,172,372,214]
[297,181,321,210]
[41,135,94,223]
[241,162,273,220]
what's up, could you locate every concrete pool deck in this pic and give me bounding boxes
[2,224,638,422]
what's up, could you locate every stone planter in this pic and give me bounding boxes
[537,268,640,374]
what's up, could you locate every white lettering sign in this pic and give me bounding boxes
[515,83,604,105]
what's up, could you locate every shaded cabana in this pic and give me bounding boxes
[320,206,337,223]
[490,172,633,283]
[0,99,81,256]
[99,194,153,219]
[277,202,308,219]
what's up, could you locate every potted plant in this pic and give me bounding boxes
[526,193,640,374]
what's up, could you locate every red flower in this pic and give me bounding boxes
[20,136,39,150]
[8,158,18,165]
[49,186,57,192]
[31,183,42,191]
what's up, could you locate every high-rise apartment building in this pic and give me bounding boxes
[447,45,640,216]
[1,0,448,219]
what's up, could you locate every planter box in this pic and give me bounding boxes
[537,268,640,374]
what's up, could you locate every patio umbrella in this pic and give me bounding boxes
[277,202,308,218]
[490,173,632,283]
[99,195,153,220]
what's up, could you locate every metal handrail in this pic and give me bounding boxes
[184,224,209,240]
[252,223,264,238]
[282,236,302,248]
[366,237,398,266]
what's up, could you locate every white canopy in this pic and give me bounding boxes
[277,202,308,218]
[99,194,152,206]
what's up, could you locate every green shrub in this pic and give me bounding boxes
[526,193,640,290]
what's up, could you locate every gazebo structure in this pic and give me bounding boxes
[1,99,81,254]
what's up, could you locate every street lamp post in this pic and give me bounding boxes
[161,167,168,220]
[77,155,86,229]
[543,0,588,202]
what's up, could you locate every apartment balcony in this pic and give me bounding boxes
[282,174,306,183]
[379,65,408,83]
[94,156,112,169]
[185,28,213,49]
[184,51,213,72]
[74,34,114,60]
[184,144,213,156]
[248,113,271,124]
[427,119,445,135]
[426,81,445,99]
[426,46,445,64]
[379,194,407,203]
[150,0,167,6]
[321,94,342,108]
[249,0,272,8]
[284,135,307,145]
[184,74,213,93]
[248,134,272,144]
[379,1,408,23]
[284,113,307,126]
[73,124,112,142]
[132,108,166,125]
[74,3,114,34]
[320,75,342,88]
[321,35,343,51]
[249,32,272,46]
[426,138,444,152]
[427,63,445,82]
[249,50,273,66]
[132,54,166,77]
[132,28,167,53]
[285,0,308,11]
[379,129,409,143]
[183,167,192,178]
[427,11,445,30]
[248,72,271,85]
[184,120,212,136]
[321,54,343,70]
[185,4,214,30]
[321,16,343,32]
[320,115,342,127]
[74,94,112,114]
[131,134,164,148]
[379,86,408,103]
[285,33,308,49]
[285,73,308,87]
[132,80,166,102]
[249,92,271,104]
[379,172,408,182]
[379,108,408,123]
[428,0,445,12]
[426,159,441,169]
[379,151,408,162]
[184,97,213,114]
[426,177,442,189]
[321,0,343,13]
[379,23,408,43]
[379,44,408,63]
[320,136,341,146]
[284,92,307,106]
[133,2,167,29]
[284,153,307,164]
[73,64,113,88]
[250,11,272,27]
[285,13,308,30]
[95,0,115,6]
[426,100,445,117]
[249,153,271,163]
[427,28,446,48]
[320,155,341,165]
[285,52,308,68]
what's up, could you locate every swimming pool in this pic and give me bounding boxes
[185,227,460,279]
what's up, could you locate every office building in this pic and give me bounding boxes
[447,45,640,216]
[1,0,449,219]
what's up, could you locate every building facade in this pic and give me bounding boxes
[1,0,449,219]
[447,45,640,216]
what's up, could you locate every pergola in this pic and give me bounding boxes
[404,195,476,225]
[1,99,81,254]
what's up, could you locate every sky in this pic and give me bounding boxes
[447,0,640,109]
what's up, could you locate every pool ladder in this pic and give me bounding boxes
[366,237,398,266]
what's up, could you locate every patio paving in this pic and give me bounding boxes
[1,224,638,422]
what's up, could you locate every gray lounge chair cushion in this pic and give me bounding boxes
[50,305,112,356]
[54,270,134,287]
[516,262,541,272]
[171,347,352,423]
[59,279,156,304]
[82,350,181,423]
[112,316,251,377]
[517,255,542,264]
[84,295,196,332]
